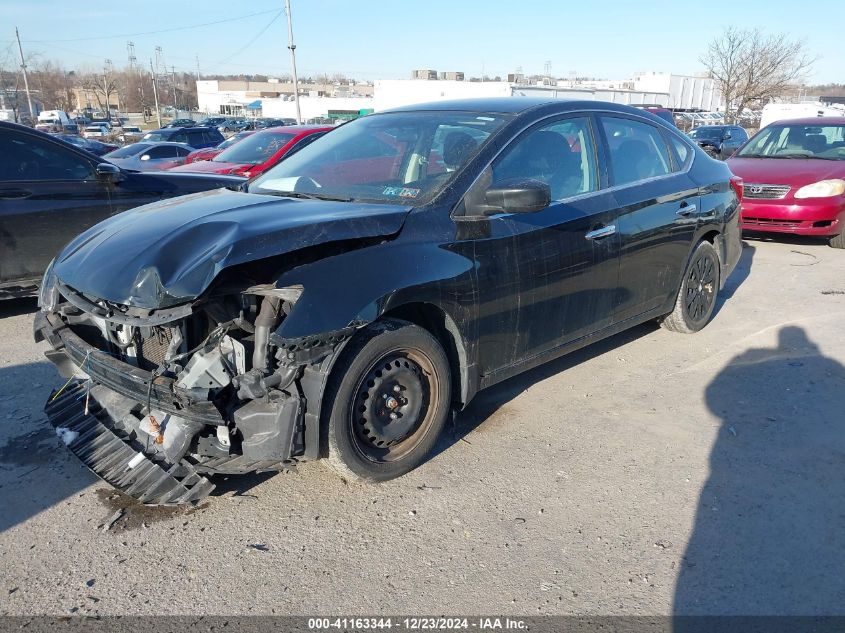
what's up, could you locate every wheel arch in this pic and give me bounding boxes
[380,301,472,409]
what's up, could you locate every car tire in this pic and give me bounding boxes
[829,232,845,249]
[322,318,451,483]
[661,240,721,334]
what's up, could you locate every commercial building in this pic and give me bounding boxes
[195,71,724,121]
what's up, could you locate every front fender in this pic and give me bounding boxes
[273,239,477,341]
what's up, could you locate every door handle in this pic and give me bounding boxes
[677,203,697,217]
[585,225,616,240]
[0,188,32,199]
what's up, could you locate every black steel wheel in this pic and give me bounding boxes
[323,319,451,482]
[662,240,721,333]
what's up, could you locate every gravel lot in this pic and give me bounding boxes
[0,236,843,617]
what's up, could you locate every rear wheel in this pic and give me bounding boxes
[829,232,845,249]
[661,240,721,333]
[323,319,451,482]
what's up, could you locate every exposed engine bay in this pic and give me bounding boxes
[36,280,355,504]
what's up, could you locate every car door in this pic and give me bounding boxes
[598,115,700,323]
[466,115,621,375]
[723,127,747,157]
[140,145,183,170]
[0,129,112,287]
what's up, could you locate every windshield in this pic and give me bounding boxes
[690,128,723,140]
[104,143,152,159]
[249,111,509,204]
[738,123,845,159]
[123,127,142,133]
[214,130,291,164]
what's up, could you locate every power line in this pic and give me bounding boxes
[20,9,280,44]
[215,11,283,66]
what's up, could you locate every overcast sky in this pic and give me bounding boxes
[1,0,840,84]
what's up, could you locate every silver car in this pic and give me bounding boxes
[103,141,194,171]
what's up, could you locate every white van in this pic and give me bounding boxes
[760,102,845,129]
[37,110,73,125]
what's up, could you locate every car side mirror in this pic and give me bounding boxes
[96,163,124,182]
[723,133,732,140]
[140,154,151,161]
[483,179,551,215]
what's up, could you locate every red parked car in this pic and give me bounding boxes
[727,117,845,248]
[184,131,255,164]
[170,126,332,178]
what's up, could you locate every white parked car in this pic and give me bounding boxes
[119,126,145,143]
[82,124,110,139]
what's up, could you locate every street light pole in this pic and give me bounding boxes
[284,0,301,124]
[14,27,35,122]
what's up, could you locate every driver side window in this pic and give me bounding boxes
[2,134,94,182]
[491,117,598,201]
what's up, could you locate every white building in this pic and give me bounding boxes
[196,71,724,121]
[630,71,722,111]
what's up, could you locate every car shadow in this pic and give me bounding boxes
[0,359,101,534]
[742,230,830,248]
[713,240,755,311]
[434,321,659,459]
[673,326,845,616]
[0,297,38,318]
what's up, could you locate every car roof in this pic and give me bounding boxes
[154,126,216,132]
[136,141,192,148]
[259,125,332,134]
[381,97,655,116]
[764,117,845,125]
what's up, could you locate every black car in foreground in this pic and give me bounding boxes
[36,99,742,504]
[0,122,244,297]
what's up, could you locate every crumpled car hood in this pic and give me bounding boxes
[52,188,411,309]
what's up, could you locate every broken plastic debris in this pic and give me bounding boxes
[126,453,145,469]
[55,427,79,446]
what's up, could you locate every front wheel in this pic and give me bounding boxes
[661,240,721,333]
[323,319,452,482]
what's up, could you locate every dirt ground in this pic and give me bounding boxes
[0,235,843,616]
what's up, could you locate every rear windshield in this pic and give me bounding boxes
[141,131,171,142]
[104,144,152,158]
[689,128,724,139]
[213,131,295,164]
[737,123,845,160]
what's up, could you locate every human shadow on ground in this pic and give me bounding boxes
[674,326,845,617]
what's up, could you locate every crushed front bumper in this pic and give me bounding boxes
[34,311,224,426]
[46,382,215,504]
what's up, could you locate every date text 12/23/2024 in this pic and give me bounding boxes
[308,618,528,630]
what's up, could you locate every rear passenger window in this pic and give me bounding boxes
[146,146,178,159]
[667,134,692,169]
[492,116,598,200]
[601,117,672,186]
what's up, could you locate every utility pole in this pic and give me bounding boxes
[150,59,161,128]
[14,27,34,121]
[195,54,201,82]
[284,0,301,124]
[171,66,178,114]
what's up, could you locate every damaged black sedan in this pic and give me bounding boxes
[35,98,742,504]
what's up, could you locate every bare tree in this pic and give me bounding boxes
[82,70,119,115]
[701,28,815,123]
